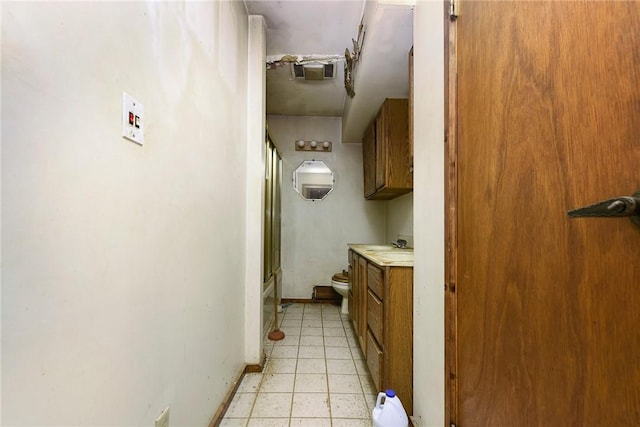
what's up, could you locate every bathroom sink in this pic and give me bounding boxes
[373,252,414,263]
[363,245,396,251]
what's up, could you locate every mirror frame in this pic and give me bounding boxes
[292,160,335,201]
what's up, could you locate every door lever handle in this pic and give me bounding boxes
[568,191,640,227]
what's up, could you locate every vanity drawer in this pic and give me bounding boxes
[366,329,383,392]
[367,263,383,300]
[367,289,383,344]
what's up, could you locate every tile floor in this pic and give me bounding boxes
[220,303,378,426]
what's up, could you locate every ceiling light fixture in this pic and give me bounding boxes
[295,140,332,152]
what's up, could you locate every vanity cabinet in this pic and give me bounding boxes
[348,250,368,353]
[349,248,413,415]
[362,98,412,200]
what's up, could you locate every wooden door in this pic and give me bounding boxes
[448,2,640,426]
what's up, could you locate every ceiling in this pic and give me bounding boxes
[244,0,414,143]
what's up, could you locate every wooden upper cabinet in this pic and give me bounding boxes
[363,120,377,198]
[362,98,412,200]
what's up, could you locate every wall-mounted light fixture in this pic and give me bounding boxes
[295,140,332,152]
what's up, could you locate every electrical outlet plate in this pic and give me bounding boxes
[155,407,169,427]
[122,92,144,145]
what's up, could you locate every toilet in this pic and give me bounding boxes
[331,271,350,314]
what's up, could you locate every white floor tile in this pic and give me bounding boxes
[347,335,359,348]
[329,393,370,418]
[322,320,343,328]
[270,345,299,359]
[226,393,256,418]
[237,373,263,393]
[344,327,357,338]
[322,311,342,319]
[359,373,378,395]
[326,359,356,375]
[303,313,322,320]
[284,312,303,319]
[291,393,331,418]
[260,373,295,393]
[323,336,348,347]
[280,326,302,336]
[219,418,248,427]
[328,373,363,394]
[365,393,379,413]
[325,346,352,360]
[263,342,275,356]
[332,418,371,426]
[297,345,325,359]
[299,335,324,346]
[354,359,369,375]
[265,358,297,375]
[280,318,302,327]
[247,418,289,426]
[273,334,300,346]
[296,358,326,374]
[225,304,373,425]
[251,392,292,418]
[294,373,328,393]
[350,346,365,360]
[323,327,346,337]
[289,418,331,426]
[301,327,323,336]
[302,319,323,328]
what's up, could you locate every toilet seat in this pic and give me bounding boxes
[332,272,349,283]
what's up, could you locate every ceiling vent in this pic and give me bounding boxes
[292,63,336,80]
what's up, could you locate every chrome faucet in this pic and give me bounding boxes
[391,239,408,249]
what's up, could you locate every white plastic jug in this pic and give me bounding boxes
[372,389,409,427]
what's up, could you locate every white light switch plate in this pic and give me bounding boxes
[122,92,144,145]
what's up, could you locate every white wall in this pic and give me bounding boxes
[387,192,414,246]
[2,2,250,426]
[267,116,386,299]
[413,1,446,425]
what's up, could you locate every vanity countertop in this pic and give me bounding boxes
[348,244,414,267]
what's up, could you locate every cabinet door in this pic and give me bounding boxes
[375,108,387,190]
[357,256,368,353]
[367,289,383,344]
[366,329,383,392]
[364,99,411,200]
[384,99,410,190]
[350,252,359,328]
[362,120,376,198]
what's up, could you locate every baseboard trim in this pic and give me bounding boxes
[208,352,267,427]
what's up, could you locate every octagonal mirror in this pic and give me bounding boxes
[293,160,334,201]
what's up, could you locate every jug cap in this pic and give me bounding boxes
[385,389,396,398]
